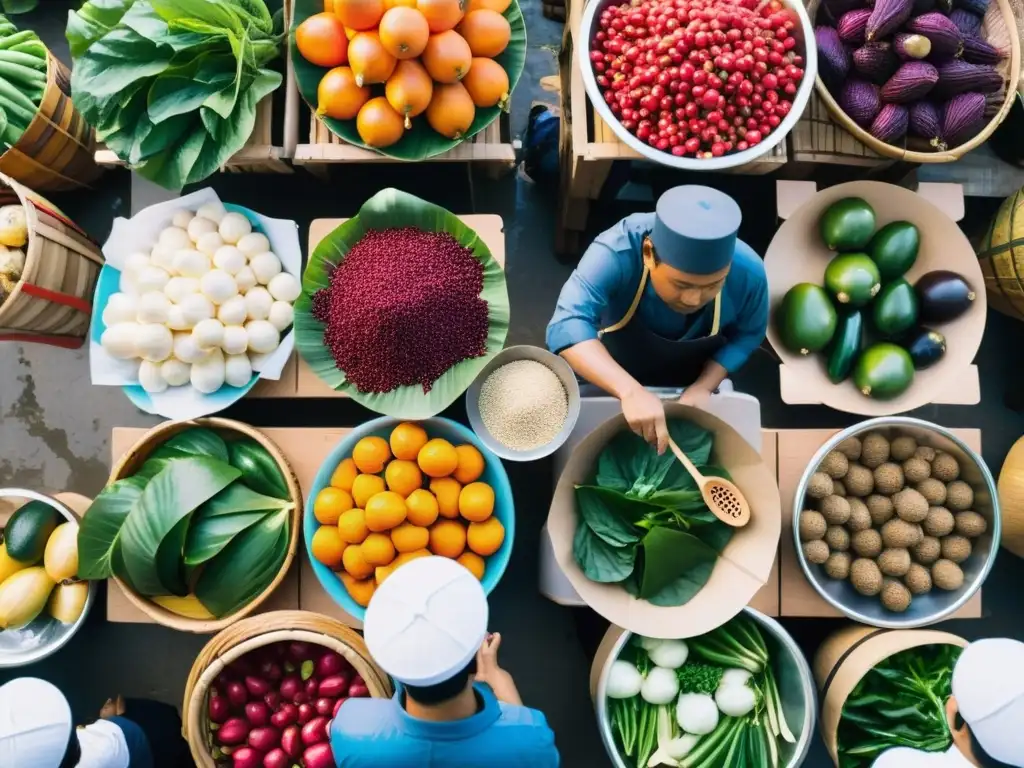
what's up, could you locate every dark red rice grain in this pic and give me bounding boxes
[312,227,489,394]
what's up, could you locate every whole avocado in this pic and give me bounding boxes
[824,253,882,307]
[820,198,876,251]
[868,221,920,281]
[854,342,915,400]
[873,279,919,337]
[2,501,61,564]
[777,283,838,355]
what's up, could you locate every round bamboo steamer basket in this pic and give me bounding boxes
[806,0,1021,162]
[977,186,1024,321]
[813,625,968,766]
[183,610,393,768]
[0,172,104,348]
[0,53,102,191]
[997,434,1024,557]
[107,418,303,633]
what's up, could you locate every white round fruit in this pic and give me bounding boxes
[237,232,270,258]
[136,265,170,293]
[249,252,282,285]
[244,287,273,321]
[159,226,191,251]
[102,293,138,326]
[101,323,140,359]
[119,270,139,296]
[166,305,191,331]
[191,349,226,394]
[196,202,226,225]
[150,245,177,273]
[160,358,191,387]
[173,250,211,278]
[164,277,199,304]
[267,272,300,303]
[221,325,249,355]
[234,265,258,293]
[136,291,171,324]
[124,251,151,275]
[196,231,225,257]
[187,216,218,243]
[200,269,238,305]
[179,293,215,326]
[217,295,247,326]
[219,212,252,245]
[268,301,294,332]
[213,246,246,276]
[192,318,225,350]
[173,333,210,364]
[171,210,194,230]
[136,324,173,362]
[225,354,253,388]
[139,360,168,394]
[245,320,280,354]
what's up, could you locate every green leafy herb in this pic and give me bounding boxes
[76,476,146,580]
[573,521,635,583]
[184,483,293,566]
[67,0,282,190]
[227,437,290,499]
[638,527,718,605]
[677,662,724,695]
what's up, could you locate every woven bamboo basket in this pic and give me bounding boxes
[0,53,102,191]
[0,172,104,349]
[106,418,303,633]
[183,611,393,767]
[808,0,1021,162]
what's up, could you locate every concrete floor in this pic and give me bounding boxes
[3,3,1024,767]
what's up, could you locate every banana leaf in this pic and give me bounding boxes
[290,0,526,160]
[77,476,147,580]
[295,188,509,418]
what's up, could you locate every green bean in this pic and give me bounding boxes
[0,49,44,71]
[0,76,37,121]
[0,30,37,50]
[0,60,44,91]
[10,42,46,59]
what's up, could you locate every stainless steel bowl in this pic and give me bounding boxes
[594,608,817,767]
[794,417,1000,629]
[466,345,581,462]
[0,489,96,668]
[578,0,818,171]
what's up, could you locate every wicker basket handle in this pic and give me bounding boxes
[17,282,92,315]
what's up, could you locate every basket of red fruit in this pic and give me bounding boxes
[184,610,393,768]
[579,0,818,167]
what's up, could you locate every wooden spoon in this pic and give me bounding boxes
[668,438,751,528]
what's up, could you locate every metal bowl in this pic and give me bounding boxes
[465,345,581,462]
[794,417,1000,629]
[593,608,817,767]
[0,489,96,668]
[578,0,818,171]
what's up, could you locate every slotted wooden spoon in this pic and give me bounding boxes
[668,438,750,527]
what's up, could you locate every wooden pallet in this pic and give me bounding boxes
[788,90,891,167]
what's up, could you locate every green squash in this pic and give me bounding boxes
[873,279,919,337]
[824,253,881,307]
[868,221,919,282]
[777,283,838,355]
[827,311,864,384]
[820,197,876,251]
[854,343,915,400]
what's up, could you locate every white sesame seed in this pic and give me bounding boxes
[478,360,569,451]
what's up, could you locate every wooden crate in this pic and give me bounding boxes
[788,90,892,167]
[94,0,298,175]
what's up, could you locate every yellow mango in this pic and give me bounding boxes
[0,567,55,629]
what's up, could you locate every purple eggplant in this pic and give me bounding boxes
[915,270,976,322]
[854,42,899,82]
[817,26,852,88]
[934,60,1003,97]
[949,8,983,36]
[909,101,946,148]
[866,0,913,41]
[838,8,873,44]
[906,12,963,59]
[881,61,939,103]
[840,78,883,126]
[870,103,910,142]
[942,91,986,146]
[960,36,1007,65]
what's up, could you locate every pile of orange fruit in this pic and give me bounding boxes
[310,422,506,607]
[295,0,515,149]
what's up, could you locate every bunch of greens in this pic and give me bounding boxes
[573,419,734,607]
[78,427,294,618]
[837,644,963,768]
[66,0,283,191]
[0,14,47,147]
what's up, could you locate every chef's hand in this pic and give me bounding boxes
[621,385,668,454]
[678,385,712,411]
[475,633,522,705]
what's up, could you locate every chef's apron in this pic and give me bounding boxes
[597,264,726,387]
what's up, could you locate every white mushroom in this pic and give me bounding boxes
[233,265,258,293]
[190,349,226,394]
[173,332,210,364]
[102,293,138,326]
[166,305,191,331]
[218,212,252,245]
[158,226,191,251]
[164,276,200,305]
[225,354,253,388]
[179,293,215,326]
[196,231,225,257]
[196,202,226,225]
[136,291,171,325]
[192,318,225,351]
[136,324,173,362]
[171,210,194,230]
[187,216,218,243]
[245,320,280,354]
[267,301,294,332]
[136,265,170,294]
[249,251,282,285]
[237,232,270,258]
[172,249,211,278]
[221,325,248,355]
[159,358,191,387]
[200,269,238,305]
[124,251,151,275]
[217,295,248,326]
[100,323,140,359]
[149,245,177,273]
[213,246,246,276]
[243,287,273,321]
[267,272,300,303]
[138,360,168,394]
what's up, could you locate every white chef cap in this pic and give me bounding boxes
[0,677,73,768]
[952,638,1024,767]
[872,746,974,767]
[363,556,488,688]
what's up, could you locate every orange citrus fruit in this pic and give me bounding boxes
[296,12,349,67]
[391,522,430,553]
[379,6,431,59]
[405,488,439,526]
[467,517,504,556]
[385,459,423,497]
[343,543,375,579]
[417,0,465,32]
[453,444,485,484]
[311,526,347,568]
[459,481,494,522]
[334,0,385,29]
[337,507,370,544]
[352,436,391,473]
[330,458,359,492]
[317,66,371,120]
[364,491,408,531]
[429,519,467,558]
[418,438,459,478]
[456,9,510,57]
[314,486,354,525]
[340,572,376,607]
[457,551,486,580]
[390,422,429,460]
[429,476,462,519]
[384,0,418,8]
[360,532,397,566]
[352,473,386,508]
[467,0,509,11]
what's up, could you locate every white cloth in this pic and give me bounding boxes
[953,638,1024,767]
[872,747,974,768]
[74,720,130,768]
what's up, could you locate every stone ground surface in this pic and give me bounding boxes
[2,3,1024,767]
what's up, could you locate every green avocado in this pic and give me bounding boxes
[853,343,914,400]
[820,198,876,251]
[2,500,61,564]
[868,221,920,282]
[873,279,919,337]
[827,311,864,384]
[824,253,881,307]
[777,283,837,355]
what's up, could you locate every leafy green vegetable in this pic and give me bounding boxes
[67,0,282,190]
[227,437,289,499]
[149,427,228,462]
[76,476,146,580]
[184,482,294,566]
[677,662,724,695]
[837,644,963,767]
[576,485,644,547]
[638,527,718,605]
[573,521,635,583]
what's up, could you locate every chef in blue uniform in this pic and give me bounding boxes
[547,185,768,453]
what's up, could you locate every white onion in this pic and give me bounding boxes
[102,293,138,326]
[172,249,211,278]
[200,269,238,305]
[213,246,246,276]
[101,323,140,359]
[136,291,171,325]
[217,296,248,326]
[136,324,173,362]
[218,212,252,244]
[138,360,168,394]
[221,325,248,355]
[225,354,253,388]
[243,287,273,321]
[249,251,282,285]
[237,232,270,257]
[196,202,226,225]
[245,320,280,354]
[160,358,191,387]
[267,272,300,303]
[234,265,258,293]
[164,276,200,305]
[187,216,218,243]
[267,301,294,332]
[196,231,225,257]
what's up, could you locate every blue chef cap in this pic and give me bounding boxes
[650,186,742,275]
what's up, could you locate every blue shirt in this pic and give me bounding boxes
[330,683,560,767]
[546,213,769,374]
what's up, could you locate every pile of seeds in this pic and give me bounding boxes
[798,430,988,614]
[312,227,489,393]
[478,360,568,451]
